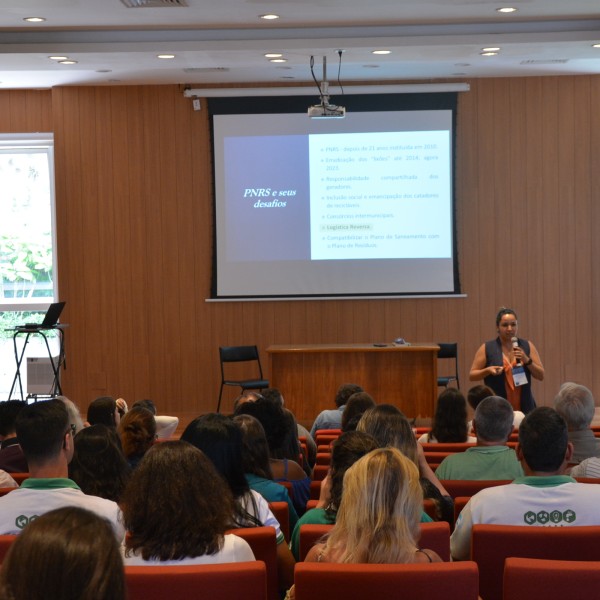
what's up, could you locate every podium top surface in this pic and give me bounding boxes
[266,343,439,353]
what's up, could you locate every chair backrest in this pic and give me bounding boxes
[472,524,600,600]
[441,479,512,499]
[268,501,289,542]
[315,452,332,466]
[0,487,16,497]
[0,534,17,563]
[453,496,470,528]
[503,557,600,600]
[312,465,329,481]
[294,562,480,600]
[10,473,29,485]
[437,342,459,388]
[298,522,450,563]
[309,480,321,501]
[125,561,267,600]
[220,345,260,363]
[229,527,278,600]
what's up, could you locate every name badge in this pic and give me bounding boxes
[512,365,528,387]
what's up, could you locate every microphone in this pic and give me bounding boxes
[511,337,520,365]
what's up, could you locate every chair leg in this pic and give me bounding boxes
[217,384,224,413]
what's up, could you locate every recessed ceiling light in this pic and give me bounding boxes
[96,69,112,73]
[496,7,517,13]
[480,51,498,57]
[48,56,68,61]
[372,50,391,55]
[23,17,46,22]
[157,54,175,59]
[59,60,78,65]
[269,58,287,63]
[264,53,283,58]
[260,14,279,20]
[593,44,600,48]
[482,47,501,52]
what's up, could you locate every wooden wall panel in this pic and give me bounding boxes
[2,76,596,422]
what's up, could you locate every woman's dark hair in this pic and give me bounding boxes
[69,425,131,502]
[122,441,234,561]
[118,406,156,460]
[325,431,379,520]
[0,506,124,600]
[233,414,273,479]
[429,388,469,443]
[86,396,117,428]
[467,384,495,410]
[496,307,518,326]
[132,399,156,415]
[341,392,376,432]
[181,413,262,527]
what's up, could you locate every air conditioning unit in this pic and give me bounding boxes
[26,357,59,394]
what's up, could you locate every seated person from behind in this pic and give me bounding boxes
[310,383,363,438]
[234,413,299,531]
[418,388,476,444]
[451,407,600,560]
[289,430,380,560]
[132,399,179,440]
[235,398,310,516]
[0,506,125,600]
[0,400,28,473]
[466,384,524,434]
[122,441,255,565]
[554,382,600,465]
[304,447,442,564]
[341,392,376,432]
[0,399,124,540]
[435,396,523,481]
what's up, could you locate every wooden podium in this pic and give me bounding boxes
[267,343,439,422]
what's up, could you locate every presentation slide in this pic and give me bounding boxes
[212,108,456,298]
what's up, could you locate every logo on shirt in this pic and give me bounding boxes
[15,514,38,529]
[523,509,576,525]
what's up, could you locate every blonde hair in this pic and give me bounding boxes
[323,447,423,564]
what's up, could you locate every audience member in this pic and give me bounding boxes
[122,441,255,565]
[341,392,376,432]
[554,382,600,464]
[435,396,523,480]
[232,390,263,412]
[181,413,295,592]
[236,399,310,515]
[467,384,524,433]
[356,404,452,521]
[305,447,442,564]
[310,383,363,438]
[118,406,156,469]
[0,400,28,473]
[69,424,131,502]
[56,396,85,435]
[289,430,380,559]
[260,387,317,465]
[132,398,179,440]
[0,506,125,600]
[451,407,600,560]
[86,396,126,429]
[418,388,476,444]
[0,399,124,539]
[234,413,298,530]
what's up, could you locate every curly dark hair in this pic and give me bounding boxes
[69,425,131,502]
[122,440,235,561]
[118,407,156,460]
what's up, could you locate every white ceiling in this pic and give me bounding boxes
[0,0,599,90]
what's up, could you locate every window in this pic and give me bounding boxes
[0,134,59,398]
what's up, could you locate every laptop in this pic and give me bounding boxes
[20,301,66,330]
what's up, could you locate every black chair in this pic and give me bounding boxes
[217,345,269,412]
[437,342,459,388]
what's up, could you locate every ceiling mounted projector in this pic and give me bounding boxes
[308,56,345,119]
